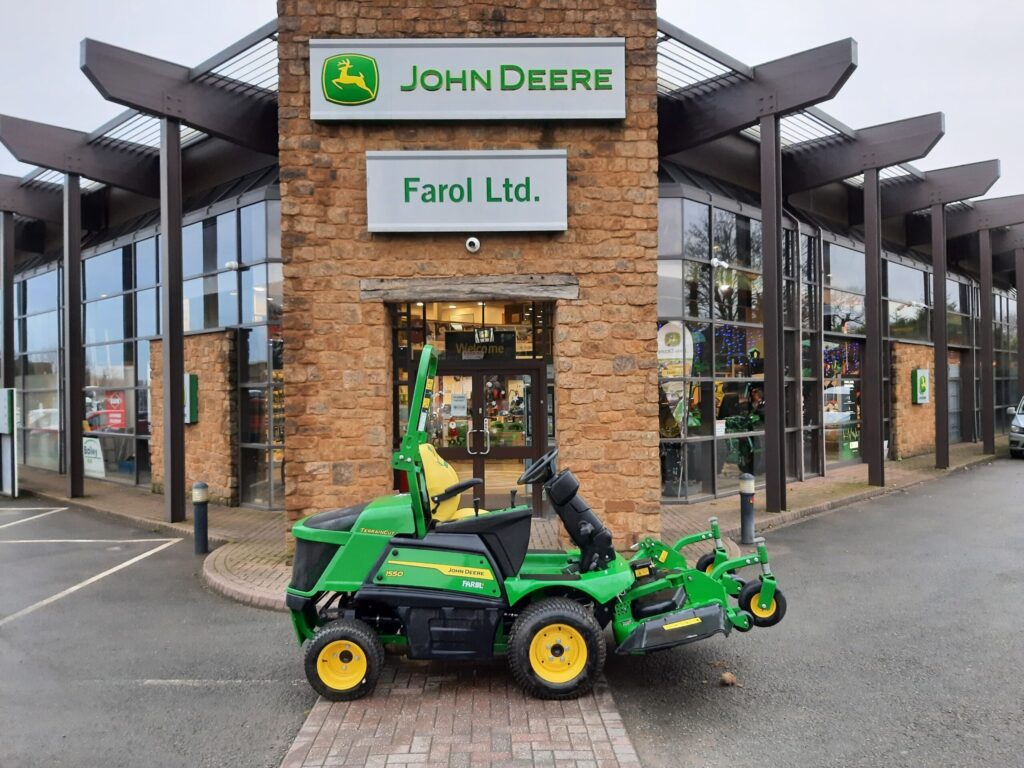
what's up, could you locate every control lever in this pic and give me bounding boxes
[509,488,518,508]
[473,498,481,517]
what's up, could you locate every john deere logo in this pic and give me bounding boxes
[322,53,379,106]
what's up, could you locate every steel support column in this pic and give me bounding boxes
[63,175,84,497]
[160,118,185,523]
[979,230,995,454]
[863,169,885,486]
[931,204,949,469]
[1017,248,1024,399]
[0,211,14,389]
[760,115,786,511]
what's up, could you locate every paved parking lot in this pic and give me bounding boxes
[0,499,314,768]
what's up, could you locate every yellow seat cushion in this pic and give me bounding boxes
[418,444,488,522]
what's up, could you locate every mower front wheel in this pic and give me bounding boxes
[304,618,384,701]
[508,598,606,700]
[737,580,787,628]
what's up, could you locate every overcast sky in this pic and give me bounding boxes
[1,0,1020,197]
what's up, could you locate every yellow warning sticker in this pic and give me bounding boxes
[663,617,702,631]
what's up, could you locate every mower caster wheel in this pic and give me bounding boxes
[304,618,384,701]
[508,597,606,700]
[737,580,787,628]
[696,552,735,577]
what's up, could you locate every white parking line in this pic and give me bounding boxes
[0,538,178,544]
[0,507,67,512]
[0,508,66,529]
[0,538,182,628]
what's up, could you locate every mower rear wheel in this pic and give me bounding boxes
[508,598,606,700]
[737,580,787,627]
[304,618,384,701]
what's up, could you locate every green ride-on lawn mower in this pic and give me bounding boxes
[286,344,786,701]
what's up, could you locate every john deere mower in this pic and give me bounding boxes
[286,344,786,701]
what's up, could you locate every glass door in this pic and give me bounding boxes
[430,367,547,515]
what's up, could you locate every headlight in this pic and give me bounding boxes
[1012,425,1023,434]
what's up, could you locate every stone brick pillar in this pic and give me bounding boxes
[890,342,936,459]
[151,330,239,505]
[278,0,660,543]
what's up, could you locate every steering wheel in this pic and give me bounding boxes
[518,448,559,485]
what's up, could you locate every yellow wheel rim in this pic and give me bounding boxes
[317,640,367,691]
[749,592,777,619]
[705,564,714,574]
[528,623,588,685]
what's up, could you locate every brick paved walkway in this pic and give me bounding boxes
[280,660,639,768]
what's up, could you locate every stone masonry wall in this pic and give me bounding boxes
[890,342,936,460]
[151,330,238,505]
[278,0,661,543]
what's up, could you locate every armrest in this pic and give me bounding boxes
[431,477,482,504]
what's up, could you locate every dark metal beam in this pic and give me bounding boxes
[979,230,995,454]
[760,114,786,512]
[784,113,945,194]
[81,39,277,156]
[0,174,63,221]
[63,175,84,497]
[161,118,186,523]
[0,212,14,389]
[1018,248,1024,399]
[990,223,1024,255]
[931,203,949,469]
[0,115,159,197]
[880,159,1000,218]
[658,38,857,155]
[863,168,885,486]
[946,194,1024,240]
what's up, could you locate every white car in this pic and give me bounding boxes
[1009,397,1024,459]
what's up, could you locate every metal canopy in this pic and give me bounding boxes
[880,159,1000,218]
[945,194,1024,239]
[0,115,159,197]
[0,174,62,221]
[658,38,857,156]
[990,224,1024,255]
[81,39,277,156]
[782,113,945,194]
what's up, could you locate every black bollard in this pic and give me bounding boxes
[739,473,755,546]
[193,481,209,555]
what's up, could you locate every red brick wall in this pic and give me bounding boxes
[890,342,935,459]
[151,331,238,505]
[277,1,661,542]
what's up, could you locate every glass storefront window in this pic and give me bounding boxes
[83,248,127,301]
[85,389,134,435]
[85,343,134,388]
[85,295,128,344]
[887,262,927,305]
[216,211,238,269]
[241,325,269,383]
[25,311,59,352]
[826,244,865,293]
[824,289,865,334]
[714,267,762,323]
[420,300,553,362]
[240,202,267,264]
[25,271,59,313]
[182,222,205,277]
[657,198,682,257]
[716,434,766,492]
[136,288,159,338]
[714,325,765,378]
[135,238,158,288]
[887,300,930,341]
[683,200,711,261]
[22,352,59,390]
[657,260,682,317]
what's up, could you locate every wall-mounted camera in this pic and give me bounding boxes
[465,236,481,253]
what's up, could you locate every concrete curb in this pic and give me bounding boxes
[201,543,288,612]
[720,453,1002,542]
[17,488,232,547]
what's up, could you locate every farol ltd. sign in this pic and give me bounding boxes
[309,38,625,120]
[365,150,567,233]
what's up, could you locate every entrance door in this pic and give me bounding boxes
[429,367,546,515]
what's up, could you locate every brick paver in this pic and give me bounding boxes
[279,660,640,768]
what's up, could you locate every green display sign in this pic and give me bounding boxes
[911,368,930,404]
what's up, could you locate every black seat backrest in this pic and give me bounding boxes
[544,470,615,573]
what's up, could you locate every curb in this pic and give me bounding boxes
[201,543,288,612]
[17,488,232,548]
[720,453,1003,542]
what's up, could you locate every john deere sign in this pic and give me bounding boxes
[309,38,625,121]
[365,150,567,232]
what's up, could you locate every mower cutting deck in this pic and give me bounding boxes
[286,344,786,700]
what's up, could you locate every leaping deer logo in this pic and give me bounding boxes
[321,53,379,106]
[333,58,375,98]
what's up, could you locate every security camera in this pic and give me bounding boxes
[465,236,481,253]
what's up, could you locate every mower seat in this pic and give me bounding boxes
[544,470,616,573]
[418,443,487,522]
[302,503,367,532]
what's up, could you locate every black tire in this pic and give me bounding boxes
[737,580,787,628]
[304,618,384,701]
[1012,449,1022,459]
[695,552,717,574]
[508,597,606,700]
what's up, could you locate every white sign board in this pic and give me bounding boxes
[83,437,106,479]
[450,393,468,418]
[366,150,567,233]
[309,38,625,121]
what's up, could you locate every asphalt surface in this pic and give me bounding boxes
[0,500,314,768]
[606,458,1024,768]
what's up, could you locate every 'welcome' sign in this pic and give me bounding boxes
[309,38,625,121]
